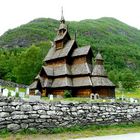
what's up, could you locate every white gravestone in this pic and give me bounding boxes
[35,90,38,94]
[19,92,25,98]
[111,99,115,102]
[94,93,99,99]
[26,87,29,95]
[0,85,1,93]
[130,98,134,103]
[90,93,94,100]
[15,87,19,93]
[49,94,53,101]
[10,90,16,97]
[135,100,138,103]
[2,88,9,97]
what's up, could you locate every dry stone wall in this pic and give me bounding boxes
[0,79,27,88]
[0,97,140,131]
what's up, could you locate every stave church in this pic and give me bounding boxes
[29,11,115,98]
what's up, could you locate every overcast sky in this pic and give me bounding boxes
[0,0,140,35]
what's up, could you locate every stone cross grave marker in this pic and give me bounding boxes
[2,88,9,97]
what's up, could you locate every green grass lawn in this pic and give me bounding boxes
[116,88,140,99]
[41,88,140,103]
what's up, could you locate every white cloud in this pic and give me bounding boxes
[0,0,140,35]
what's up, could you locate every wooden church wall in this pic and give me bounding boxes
[93,87,115,98]
[73,88,92,97]
[72,56,86,65]
[51,89,64,96]
[46,58,66,67]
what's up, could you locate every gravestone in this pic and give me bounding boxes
[26,87,29,95]
[15,87,19,93]
[10,90,16,97]
[90,93,94,100]
[135,100,138,103]
[19,92,25,99]
[110,98,115,102]
[0,85,1,93]
[49,94,53,101]
[130,98,134,103]
[0,85,2,96]
[2,88,9,97]
[94,93,99,99]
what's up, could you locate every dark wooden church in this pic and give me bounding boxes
[29,11,115,98]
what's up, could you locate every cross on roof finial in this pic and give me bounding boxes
[60,7,65,23]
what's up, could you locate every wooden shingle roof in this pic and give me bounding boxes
[91,77,115,87]
[51,77,72,88]
[42,66,53,76]
[73,76,92,87]
[41,64,71,76]
[44,40,75,61]
[71,63,92,75]
[95,52,103,60]
[72,46,92,57]
[54,30,67,42]
[92,65,107,77]
[39,77,52,88]
[54,64,71,76]
[29,81,38,89]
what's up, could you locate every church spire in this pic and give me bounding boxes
[59,7,67,31]
[60,7,65,24]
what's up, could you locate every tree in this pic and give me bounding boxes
[120,69,136,90]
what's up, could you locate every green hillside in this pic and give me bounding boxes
[0,17,140,88]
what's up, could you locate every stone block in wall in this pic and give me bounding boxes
[38,110,46,115]
[40,115,50,119]
[12,115,28,120]
[29,114,39,119]
[35,119,46,123]
[7,124,20,131]
[47,110,56,116]
[11,111,24,115]
[21,123,28,129]
[22,119,34,123]
[0,112,10,118]
[21,104,32,112]
[3,106,15,112]
[0,102,7,107]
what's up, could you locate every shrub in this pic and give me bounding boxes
[64,90,72,98]
[15,92,19,98]
[8,92,11,97]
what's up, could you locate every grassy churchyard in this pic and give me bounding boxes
[1,86,140,102]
